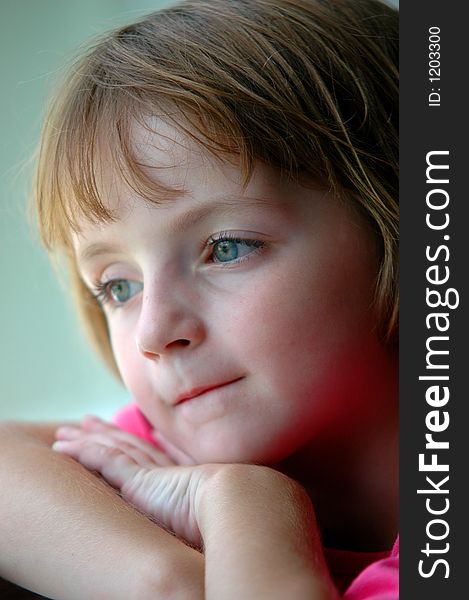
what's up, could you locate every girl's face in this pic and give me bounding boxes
[74,121,396,465]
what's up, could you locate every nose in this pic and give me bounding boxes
[135,286,206,360]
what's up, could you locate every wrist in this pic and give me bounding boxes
[196,464,339,599]
[196,463,312,541]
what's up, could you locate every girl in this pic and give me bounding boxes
[0,0,399,597]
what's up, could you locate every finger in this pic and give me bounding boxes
[82,416,178,466]
[52,439,144,490]
[151,430,196,465]
[55,426,85,441]
[60,429,175,468]
[56,423,176,467]
[81,415,119,433]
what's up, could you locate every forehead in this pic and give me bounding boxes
[132,117,206,169]
[93,116,301,216]
[74,117,370,264]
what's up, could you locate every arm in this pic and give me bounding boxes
[198,464,339,600]
[52,422,339,599]
[0,422,204,600]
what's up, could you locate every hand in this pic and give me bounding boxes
[53,419,337,599]
[53,416,217,547]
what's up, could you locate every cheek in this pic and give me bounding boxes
[109,324,146,395]
[224,260,371,352]
[223,245,379,392]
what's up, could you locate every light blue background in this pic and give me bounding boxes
[0,0,172,421]
[0,0,398,422]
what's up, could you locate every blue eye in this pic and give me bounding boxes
[210,236,265,264]
[94,279,143,306]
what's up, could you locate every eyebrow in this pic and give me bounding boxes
[165,194,277,234]
[77,242,123,265]
[77,194,278,265]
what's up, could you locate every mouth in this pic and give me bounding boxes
[175,377,244,406]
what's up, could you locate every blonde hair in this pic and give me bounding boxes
[35,0,399,377]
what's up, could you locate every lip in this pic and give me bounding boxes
[175,377,243,406]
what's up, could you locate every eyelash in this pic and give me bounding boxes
[91,280,123,307]
[206,232,266,265]
[91,233,266,306]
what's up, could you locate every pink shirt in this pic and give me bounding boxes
[327,538,399,598]
[114,404,399,599]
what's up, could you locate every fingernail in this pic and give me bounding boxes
[52,441,69,451]
[56,426,73,436]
